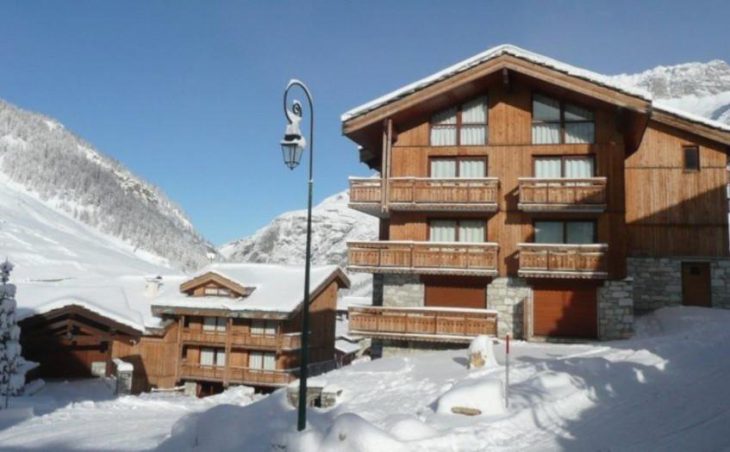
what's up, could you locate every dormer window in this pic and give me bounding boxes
[430,96,488,146]
[532,94,594,144]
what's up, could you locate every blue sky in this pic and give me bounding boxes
[1,1,728,245]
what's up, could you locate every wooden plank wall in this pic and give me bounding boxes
[388,80,628,277]
[285,279,339,367]
[625,121,729,256]
[112,320,180,391]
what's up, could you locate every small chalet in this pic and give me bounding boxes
[150,263,349,395]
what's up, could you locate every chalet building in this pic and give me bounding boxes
[342,44,730,349]
[18,263,349,395]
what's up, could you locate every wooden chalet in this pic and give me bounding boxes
[149,264,349,395]
[18,264,349,395]
[342,44,730,347]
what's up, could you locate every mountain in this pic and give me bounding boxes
[609,59,730,125]
[219,191,378,295]
[0,99,214,270]
[0,177,170,282]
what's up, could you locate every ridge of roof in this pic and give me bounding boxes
[341,44,730,135]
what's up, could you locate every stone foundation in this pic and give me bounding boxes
[379,273,424,308]
[486,277,531,339]
[628,257,730,310]
[628,258,682,311]
[597,278,634,340]
[710,260,730,308]
[374,339,465,358]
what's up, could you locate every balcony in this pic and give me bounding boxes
[348,306,498,343]
[348,241,499,276]
[518,243,608,279]
[181,329,301,350]
[180,363,295,387]
[518,177,607,212]
[349,177,499,215]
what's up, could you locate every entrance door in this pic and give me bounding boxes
[682,262,711,307]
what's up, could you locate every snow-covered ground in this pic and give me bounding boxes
[0,380,261,451]
[1,306,729,451]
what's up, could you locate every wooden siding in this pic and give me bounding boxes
[385,80,628,278]
[625,121,729,257]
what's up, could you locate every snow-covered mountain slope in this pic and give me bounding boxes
[609,59,730,125]
[0,177,171,282]
[0,99,214,270]
[220,190,378,295]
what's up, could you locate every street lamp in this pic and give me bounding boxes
[280,79,314,432]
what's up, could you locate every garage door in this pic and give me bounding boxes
[533,283,597,338]
[423,276,489,309]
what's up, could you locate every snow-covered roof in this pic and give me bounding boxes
[341,43,730,135]
[151,263,349,316]
[335,338,361,355]
[15,275,185,333]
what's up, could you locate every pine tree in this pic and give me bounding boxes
[0,260,23,408]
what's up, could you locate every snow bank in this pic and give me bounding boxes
[319,413,407,452]
[436,377,506,416]
[384,414,439,441]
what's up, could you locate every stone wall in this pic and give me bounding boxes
[486,277,531,339]
[628,258,683,311]
[710,260,730,308]
[380,274,424,308]
[597,278,634,340]
[628,257,730,311]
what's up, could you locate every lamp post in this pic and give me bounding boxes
[280,79,314,432]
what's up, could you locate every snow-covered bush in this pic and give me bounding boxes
[0,260,24,406]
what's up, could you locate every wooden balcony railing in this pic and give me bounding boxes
[348,177,499,214]
[349,178,382,205]
[227,367,295,386]
[348,306,498,343]
[518,177,607,212]
[181,329,301,350]
[348,241,499,276]
[388,177,499,211]
[179,364,295,386]
[518,243,608,279]
[180,363,226,381]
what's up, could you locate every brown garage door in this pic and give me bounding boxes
[423,276,489,309]
[533,283,597,338]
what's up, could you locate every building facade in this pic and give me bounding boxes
[342,45,730,349]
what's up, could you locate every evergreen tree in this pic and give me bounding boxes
[0,260,23,408]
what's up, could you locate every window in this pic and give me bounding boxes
[429,219,486,243]
[204,286,231,297]
[532,94,595,144]
[534,156,595,178]
[249,351,276,370]
[683,145,700,171]
[534,221,596,244]
[200,348,226,367]
[430,96,488,146]
[251,319,277,336]
[430,157,487,178]
[202,317,226,332]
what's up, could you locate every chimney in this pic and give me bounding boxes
[144,276,163,298]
